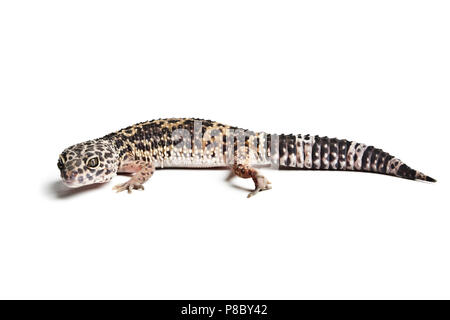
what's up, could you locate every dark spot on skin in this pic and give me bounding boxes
[115,139,123,148]
[379,153,392,173]
[78,176,84,183]
[78,168,83,174]
[287,135,296,158]
[336,139,348,169]
[370,148,381,170]
[266,135,272,149]
[75,159,81,166]
[136,142,144,150]
[362,146,373,171]
[86,174,93,181]
[330,138,338,153]
[320,137,330,167]
[312,138,321,168]
[330,153,336,161]
[96,169,104,176]
[400,165,415,180]
[202,119,213,126]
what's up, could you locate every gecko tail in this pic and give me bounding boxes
[274,134,436,183]
[396,163,436,182]
[414,170,437,183]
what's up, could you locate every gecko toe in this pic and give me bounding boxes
[113,181,144,193]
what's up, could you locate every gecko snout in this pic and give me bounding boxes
[61,170,78,183]
[68,171,78,180]
[61,170,82,188]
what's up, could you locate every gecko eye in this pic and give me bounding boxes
[87,157,100,168]
[57,159,64,170]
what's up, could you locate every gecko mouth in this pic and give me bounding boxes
[62,178,84,188]
[63,181,82,188]
[61,171,85,188]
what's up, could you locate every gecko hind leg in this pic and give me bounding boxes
[113,160,155,193]
[232,164,272,198]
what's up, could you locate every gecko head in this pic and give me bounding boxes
[57,139,119,188]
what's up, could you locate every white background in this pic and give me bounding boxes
[0,1,449,299]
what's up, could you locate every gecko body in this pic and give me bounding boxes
[57,118,435,197]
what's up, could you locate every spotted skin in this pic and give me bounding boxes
[277,133,435,182]
[57,118,436,196]
[58,140,119,188]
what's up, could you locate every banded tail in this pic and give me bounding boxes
[275,134,436,182]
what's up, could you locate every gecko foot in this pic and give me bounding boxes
[247,175,272,198]
[113,180,145,193]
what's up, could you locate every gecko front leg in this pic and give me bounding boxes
[113,159,155,193]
